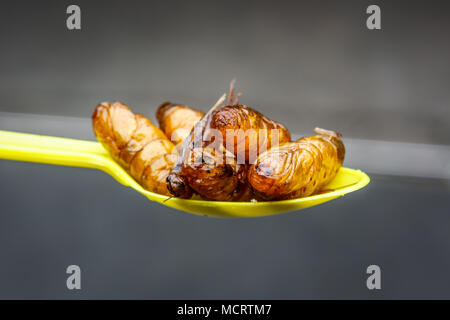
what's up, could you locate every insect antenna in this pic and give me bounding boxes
[201,93,227,142]
[227,78,237,104]
[177,93,226,161]
[314,127,342,138]
[163,195,174,203]
[233,92,242,105]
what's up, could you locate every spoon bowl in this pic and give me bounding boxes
[0,130,370,218]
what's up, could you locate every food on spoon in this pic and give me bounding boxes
[92,102,177,196]
[179,145,248,201]
[156,102,204,148]
[166,94,250,201]
[166,80,293,201]
[248,128,345,200]
[93,81,346,202]
[211,104,291,164]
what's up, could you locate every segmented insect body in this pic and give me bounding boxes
[166,80,293,201]
[248,128,345,200]
[211,105,291,164]
[180,145,247,201]
[207,90,291,201]
[92,102,177,196]
[166,94,250,201]
[156,102,204,147]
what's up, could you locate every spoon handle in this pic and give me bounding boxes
[0,130,109,170]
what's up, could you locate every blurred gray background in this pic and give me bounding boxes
[0,0,449,299]
[1,0,449,144]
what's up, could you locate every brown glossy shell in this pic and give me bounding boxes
[166,101,248,201]
[181,146,247,201]
[211,105,291,164]
[92,102,177,196]
[248,131,345,200]
[167,102,292,201]
[156,102,204,148]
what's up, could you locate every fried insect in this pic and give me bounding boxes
[211,89,291,164]
[166,94,251,201]
[248,128,345,200]
[156,102,204,147]
[180,145,248,201]
[92,102,177,196]
[166,80,293,201]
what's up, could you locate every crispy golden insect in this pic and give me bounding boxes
[156,102,204,147]
[166,94,250,201]
[167,80,293,201]
[92,102,177,196]
[211,87,291,164]
[248,128,345,200]
[180,145,248,201]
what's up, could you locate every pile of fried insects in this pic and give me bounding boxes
[92,80,345,202]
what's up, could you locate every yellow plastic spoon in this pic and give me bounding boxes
[0,129,369,218]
